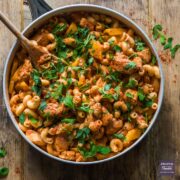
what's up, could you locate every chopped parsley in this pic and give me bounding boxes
[78,142,111,158]
[104,84,111,91]
[125,78,137,88]
[51,84,64,101]
[29,116,38,124]
[63,95,75,110]
[105,71,121,82]
[164,37,173,50]
[135,38,145,51]
[138,88,145,101]
[113,133,126,141]
[124,62,136,70]
[152,24,163,40]
[113,45,121,52]
[31,70,41,96]
[76,127,90,144]
[19,113,25,125]
[151,55,157,65]
[38,100,47,111]
[52,23,67,34]
[126,92,134,98]
[170,44,180,58]
[61,118,76,124]
[87,57,94,65]
[0,167,9,177]
[78,103,92,113]
[0,148,7,158]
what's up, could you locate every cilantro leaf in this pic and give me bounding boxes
[0,167,9,177]
[164,37,173,50]
[28,116,38,124]
[88,57,94,65]
[138,88,145,101]
[63,95,75,110]
[61,118,76,124]
[38,100,47,111]
[152,24,162,40]
[104,84,111,91]
[144,99,153,107]
[124,62,136,70]
[31,70,41,95]
[135,38,145,51]
[0,148,7,158]
[170,44,180,58]
[52,23,67,34]
[113,45,121,52]
[151,55,157,65]
[51,84,64,100]
[19,113,25,125]
[160,34,166,45]
[78,142,111,158]
[114,133,126,141]
[78,103,92,113]
[125,78,137,88]
[105,71,121,82]
[76,127,90,144]
[125,92,134,98]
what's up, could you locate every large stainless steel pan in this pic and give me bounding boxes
[3,2,164,165]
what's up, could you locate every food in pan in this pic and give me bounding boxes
[9,12,160,162]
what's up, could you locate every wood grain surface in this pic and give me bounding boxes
[0,0,179,180]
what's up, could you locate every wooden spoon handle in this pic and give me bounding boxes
[0,11,30,48]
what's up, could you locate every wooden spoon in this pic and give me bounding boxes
[0,11,54,69]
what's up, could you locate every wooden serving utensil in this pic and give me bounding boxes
[0,10,53,69]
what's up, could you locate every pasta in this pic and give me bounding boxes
[9,12,161,162]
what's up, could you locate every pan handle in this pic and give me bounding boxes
[27,0,52,20]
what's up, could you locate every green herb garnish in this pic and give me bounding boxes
[113,45,121,52]
[164,37,173,50]
[113,133,126,141]
[0,148,7,158]
[38,100,47,111]
[125,92,134,98]
[61,118,76,124]
[0,167,9,177]
[138,88,145,101]
[29,116,38,124]
[63,95,75,110]
[78,142,111,158]
[76,127,90,144]
[151,55,157,65]
[78,103,92,113]
[152,24,163,40]
[170,44,180,58]
[19,113,25,125]
[31,70,41,96]
[135,38,145,51]
[125,78,137,88]
[52,23,67,34]
[124,62,136,70]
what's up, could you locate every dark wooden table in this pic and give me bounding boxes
[0,0,179,179]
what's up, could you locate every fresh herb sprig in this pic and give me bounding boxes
[152,24,180,58]
[78,142,111,158]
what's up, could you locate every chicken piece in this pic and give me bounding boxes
[137,48,151,63]
[110,53,138,74]
[124,89,138,104]
[43,102,64,117]
[14,59,33,81]
[80,17,95,30]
